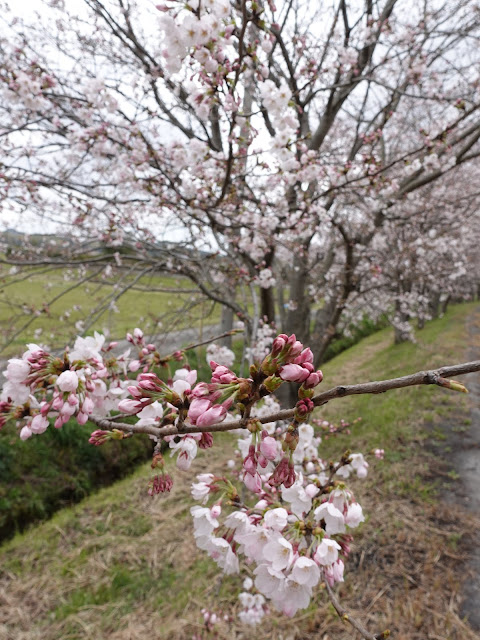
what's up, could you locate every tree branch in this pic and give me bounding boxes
[324,579,390,640]
[90,360,480,438]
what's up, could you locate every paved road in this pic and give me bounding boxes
[454,307,480,629]
[431,305,480,631]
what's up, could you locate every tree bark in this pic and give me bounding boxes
[220,305,234,348]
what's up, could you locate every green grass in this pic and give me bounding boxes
[0,302,478,639]
[0,417,153,541]
[0,268,222,356]
[316,301,477,496]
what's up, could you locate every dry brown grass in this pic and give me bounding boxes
[1,446,477,640]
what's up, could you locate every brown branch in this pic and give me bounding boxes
[163,329,243,358]
[324,579,390,640]
[90,360,480,438]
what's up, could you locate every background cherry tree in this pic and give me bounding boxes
[0,0,479,360]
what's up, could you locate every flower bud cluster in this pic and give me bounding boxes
[1,335,109,440]
[2,327,379,627]
[261,333,323,389]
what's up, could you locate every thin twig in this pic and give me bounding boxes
[324,579,390,640]
[163,328,243,358]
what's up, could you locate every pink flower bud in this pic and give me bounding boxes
[118,398,142,414]
[260,436,277,461]
[40,401,51,416]
[62,401,77,417]
[77,412,88,425]
[20,425,32,440]
[196,405,227,427]
[210,505,221,518]
[210,363,236,384]
[129,360,141,372]
[30,414,49,434]
[243,444,257,475]
[191,382,210,398]
[257,453,268,468]
[294,348,314,365]
[188,398,212,423]
[295,398,314,416]
[272,335,287,355]
[89,429,110,446]
[289,339,304,358]
[303,370,323,389]
[279,363,310,383]
[52,395,63,410]
[243,471,262,493]
[137,377,158,391]
[82,397,95,414]
[127,385,142,399]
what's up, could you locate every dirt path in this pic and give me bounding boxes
[436,306,480,629]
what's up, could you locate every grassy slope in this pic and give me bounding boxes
[0,303,479,640]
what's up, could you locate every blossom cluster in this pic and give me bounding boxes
[0,329,324,485]
[189,419,369,619]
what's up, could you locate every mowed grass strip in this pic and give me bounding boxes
[0,303,479,639]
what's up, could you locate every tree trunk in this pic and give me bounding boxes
[284,253,311,345]
[220,305,233,348]
[260,287,276,324]
[394,298,411,343]
[277,279,286,329]
[310,298,339,366]
[440,293,451,316]
[428,290,441,320]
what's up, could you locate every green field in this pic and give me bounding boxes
[0,303,478,639]
[0,268,221,356]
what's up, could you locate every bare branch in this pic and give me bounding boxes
[90,360,480,438]
[324,578,390,640]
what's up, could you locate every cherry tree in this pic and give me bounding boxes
[1,0,479,357]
